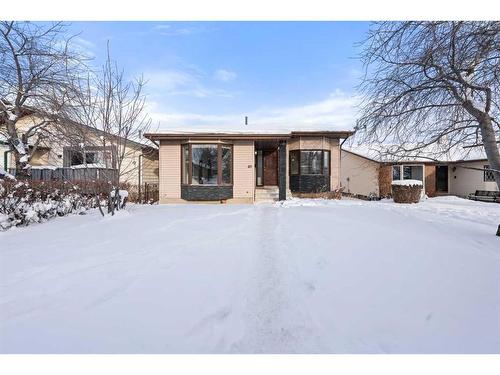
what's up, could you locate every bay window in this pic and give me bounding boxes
[182,144,233,185]
[289,150,330,176]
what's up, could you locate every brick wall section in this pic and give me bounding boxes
[379,165,392,197]
[159,140,181,202]
[425,164,436,197]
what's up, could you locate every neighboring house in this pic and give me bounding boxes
[144,130,353,203]
[3,114,159,187]
[341,147,499,199]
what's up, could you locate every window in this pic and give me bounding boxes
[85,152,96,164]
[71,151,84,166]
[65,147,115,168]
[392,165,401,180]
[182,145,189,184]
[181,144,233,185]
[323,151,330,176]
[192,145,218,185]
[484,165,495,182]
[221,145,232,184]
[301,151,322,175]
[392,165,423,181]
[289,150,330,176]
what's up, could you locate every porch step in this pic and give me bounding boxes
[255,187,292,202]
[255,187,279,202]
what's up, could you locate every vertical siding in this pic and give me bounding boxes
[159,140,181,202]
[232,141,255,200]
[330,138,340,189]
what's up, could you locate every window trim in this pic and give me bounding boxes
[289,149,331,176]
[181,143,233,186]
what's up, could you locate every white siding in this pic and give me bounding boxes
[449,161,499,197]
[159,140,181,202]
[232,141,255,201]
[340,150,380,197]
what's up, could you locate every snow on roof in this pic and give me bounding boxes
[343,142,489,163]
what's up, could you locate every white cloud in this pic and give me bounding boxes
[214,69,237,82]
[152,24,199,37]
[147,90,359,132]
[145,69,233,98]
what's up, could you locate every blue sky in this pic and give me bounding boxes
[68,21,370,131]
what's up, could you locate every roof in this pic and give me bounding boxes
[342,143,489,164]
[16,112,156,150]
[144,130,354,141]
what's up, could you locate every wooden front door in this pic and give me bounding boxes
[263,149,278,186]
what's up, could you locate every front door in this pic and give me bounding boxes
[436,165,448,192]
[263,149,278,186]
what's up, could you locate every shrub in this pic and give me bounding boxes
[0,179,114,230]
[391,180,423,203]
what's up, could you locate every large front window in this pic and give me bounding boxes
[182,144,232,185]
[289,150,330,176]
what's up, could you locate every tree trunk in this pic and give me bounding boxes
[479,116,500,190]
[13,151,29,180]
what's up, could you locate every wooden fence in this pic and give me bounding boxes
[8,167,118,182]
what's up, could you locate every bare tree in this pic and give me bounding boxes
[0,21,86,178]
[70,43,154,188]
[356,21,500,189]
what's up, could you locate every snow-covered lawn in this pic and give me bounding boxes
[1,197,499,353]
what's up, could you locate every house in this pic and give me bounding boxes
[144,130,353,203]
[341,146,499,199]
[2,114,159,188]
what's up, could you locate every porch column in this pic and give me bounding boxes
[278,140,287,201]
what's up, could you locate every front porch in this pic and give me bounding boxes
[254,140,287,201]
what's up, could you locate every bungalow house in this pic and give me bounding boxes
[144,130,353,203]
[340,145,499,199]
[2,114,159,188]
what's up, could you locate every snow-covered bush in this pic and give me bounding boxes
[391,180,423,203]
[0,180,109,230]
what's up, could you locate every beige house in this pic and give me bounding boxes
[145,131,353,203]
[341,148,498,199]
[3,114,159,187]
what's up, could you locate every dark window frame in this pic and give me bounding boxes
[64,145,117,168]
[484,165,495,182]
[289,149,331,176]
[181,143,233,186]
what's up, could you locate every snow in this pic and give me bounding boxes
[344,142,488,163]
[0,197,499,353]
[391,179,423,186]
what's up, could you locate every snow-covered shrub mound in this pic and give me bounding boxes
[391,179,423,203]
[391,179,423,187]
[0,180,107,230]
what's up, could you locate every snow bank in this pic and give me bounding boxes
[391,179,423,186]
